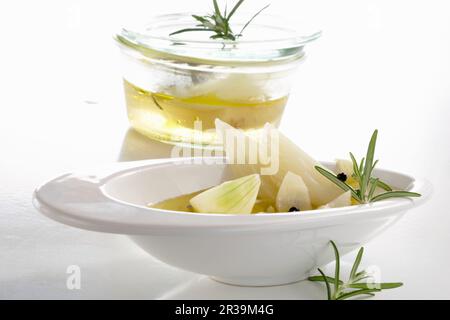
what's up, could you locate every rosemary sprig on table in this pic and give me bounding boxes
[315,130,421,204]
[308,241,403,300]
[169,0,270,41]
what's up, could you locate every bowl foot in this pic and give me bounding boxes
[210,273,308,287]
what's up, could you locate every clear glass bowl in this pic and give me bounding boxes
[115,13,320,146]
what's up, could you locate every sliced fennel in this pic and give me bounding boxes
[318,191,352,209]
[276,172,312,212]
[173,74,267,102]
[189,174,261,214]
[215,119,343,207]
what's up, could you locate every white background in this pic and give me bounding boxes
[0,0,449,299]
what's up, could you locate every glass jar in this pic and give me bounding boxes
[116,13,320,146]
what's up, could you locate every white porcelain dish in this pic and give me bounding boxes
[33,158,431,286]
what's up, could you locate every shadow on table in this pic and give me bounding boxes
[157,275,325,300]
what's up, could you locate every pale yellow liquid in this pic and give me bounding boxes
[124,80,288,145]
[149,190,275,214]
[149,190,203,212]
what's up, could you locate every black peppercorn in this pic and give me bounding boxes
[337,172,347,182]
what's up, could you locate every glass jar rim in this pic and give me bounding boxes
[115,12,321,64]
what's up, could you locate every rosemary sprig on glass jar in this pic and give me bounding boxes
[169,0,270,41]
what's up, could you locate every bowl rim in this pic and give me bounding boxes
[33,158,432,235]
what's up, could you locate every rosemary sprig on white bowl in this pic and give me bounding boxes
[315,130,421,204]
[308,241,403,300]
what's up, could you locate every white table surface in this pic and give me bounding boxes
[1,0,449,299]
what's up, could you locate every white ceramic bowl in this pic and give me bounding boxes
[33,158,431,286]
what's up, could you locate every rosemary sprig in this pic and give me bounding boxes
[169,0,270,41]
[308,241,403,300]
[315,130,421,204]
